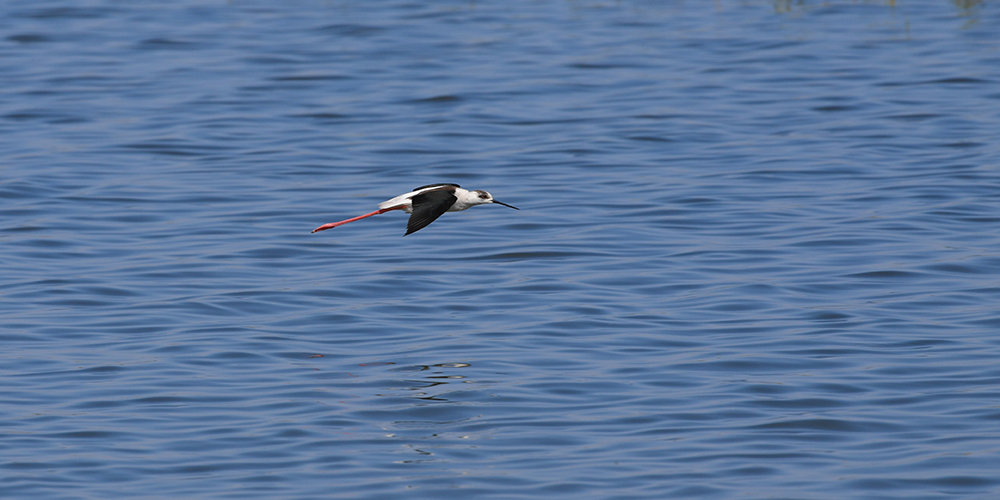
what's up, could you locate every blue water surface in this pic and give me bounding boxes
[2,1,1000,499]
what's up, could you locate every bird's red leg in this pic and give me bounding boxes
[311,205,406,233]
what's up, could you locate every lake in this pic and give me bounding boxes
[2,1,999,498]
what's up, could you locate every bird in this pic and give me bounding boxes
[311,183,519,236]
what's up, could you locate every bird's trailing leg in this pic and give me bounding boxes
[311,205,407,233]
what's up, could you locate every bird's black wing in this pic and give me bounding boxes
[406,189,457,235]
[412,183,460,191]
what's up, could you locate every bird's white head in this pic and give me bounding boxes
[471,190,519,210]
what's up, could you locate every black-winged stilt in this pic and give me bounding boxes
[311,183,519,236]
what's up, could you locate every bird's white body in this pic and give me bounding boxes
[378,186,489,213]
[313,183,518,236]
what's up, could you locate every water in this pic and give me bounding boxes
[2,1,1000,498]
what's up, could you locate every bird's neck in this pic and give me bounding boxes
[450,188,478,211]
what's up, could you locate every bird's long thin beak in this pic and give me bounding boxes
[492,200,519,210]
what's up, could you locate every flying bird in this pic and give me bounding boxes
[311,183,519,236]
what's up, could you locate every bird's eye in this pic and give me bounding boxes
[479,193,488,199]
